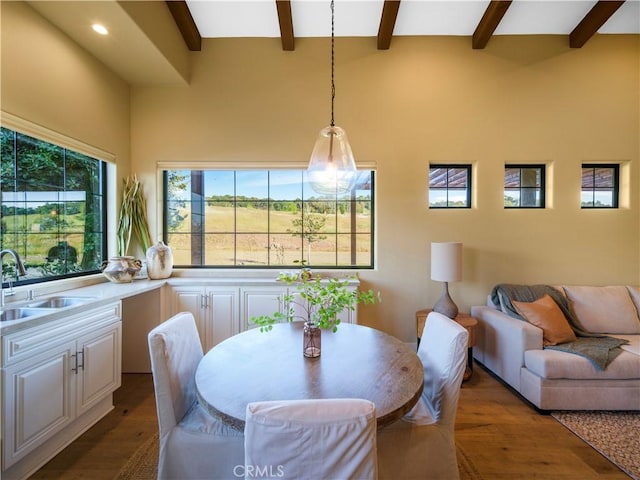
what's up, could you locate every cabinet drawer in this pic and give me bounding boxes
[2,302,121,367]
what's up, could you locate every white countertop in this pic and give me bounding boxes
[0,279,166,335]
[0,270,360,335]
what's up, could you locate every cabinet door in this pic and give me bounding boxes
[241,287,285,331]
[172,287,206,349]
[338,300,356,325]
[205,288,239,351]
[76,322,122,416]
[2,341,75,469]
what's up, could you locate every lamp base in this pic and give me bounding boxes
[433,282,459,319]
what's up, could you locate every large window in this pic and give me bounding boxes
[581,164,619,208]
[429,165,472,208]
[0,127,106,286]
[163,170,374,268]
[504,164,545,208]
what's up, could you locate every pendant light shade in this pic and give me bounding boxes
[308,125,356,195]
[308,0,356,196]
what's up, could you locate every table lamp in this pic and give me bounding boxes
[431,242,463,319]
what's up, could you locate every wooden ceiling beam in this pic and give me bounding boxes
[569,0,625,48]
[377,0,401,50]
[166,0,201,51]
[472,0,513,49]
[276,0,295,51]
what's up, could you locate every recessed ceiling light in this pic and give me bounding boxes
[92,24,108,35]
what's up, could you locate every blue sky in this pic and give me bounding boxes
[170,169,371,201]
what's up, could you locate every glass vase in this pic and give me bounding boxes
[303,322,321,358]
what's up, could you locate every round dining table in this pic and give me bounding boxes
[195,321,424,431]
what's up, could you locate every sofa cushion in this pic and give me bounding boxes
[512,294,577,346]
[610,335,640,357]
[562,286,640,334]
[524,348,640,380]
[627,287,640,317]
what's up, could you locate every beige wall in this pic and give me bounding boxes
[1,1,131,187]
[132,35,639,341]
[3,1,638,342]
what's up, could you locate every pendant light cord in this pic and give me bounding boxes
[330,0,335,127]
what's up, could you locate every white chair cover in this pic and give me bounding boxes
[244,398,377,480]
[148,312,244,479]
[378,312,469,480]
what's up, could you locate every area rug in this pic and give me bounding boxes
[115,434,159,480]
[115,433,483,480]
[552,411,640,480]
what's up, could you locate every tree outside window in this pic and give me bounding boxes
[0,127,106,286]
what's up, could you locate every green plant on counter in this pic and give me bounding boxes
[116,175,152,256]
[250,266,380,333]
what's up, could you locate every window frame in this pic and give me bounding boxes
[428,164,472,209]
[581,163,619,209]
[503,164,546,209]
[1,126,108,288]
[161,169,375,269]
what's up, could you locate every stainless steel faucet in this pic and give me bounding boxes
[1,249,27,308]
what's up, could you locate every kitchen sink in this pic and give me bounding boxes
[0,307,55,322]
[28,296,94,309]
[1,296,95,321]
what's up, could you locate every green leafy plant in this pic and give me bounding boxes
[250,267,380,333]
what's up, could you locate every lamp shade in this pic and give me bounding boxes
[431,242,463,283]
[308,125,357,195]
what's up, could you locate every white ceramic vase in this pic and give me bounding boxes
[101,256,142,283]
[146,241,173,279]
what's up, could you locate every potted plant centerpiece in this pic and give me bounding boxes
[251,267,380,358]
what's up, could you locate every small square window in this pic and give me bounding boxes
[581,164,619,208]
[429,165,471,208]
[504,164,545,208]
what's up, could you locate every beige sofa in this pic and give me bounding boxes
[471,285,640,411]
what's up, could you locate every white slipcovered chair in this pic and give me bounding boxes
[148,312,244,479]
[244,398,377,480]
[377,312,469,480]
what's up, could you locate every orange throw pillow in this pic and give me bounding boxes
[512,294,577,346]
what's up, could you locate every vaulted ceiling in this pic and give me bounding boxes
[173,0,639,51]
[26,0,640,86]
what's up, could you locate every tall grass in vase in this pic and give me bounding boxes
[116,175,152,256]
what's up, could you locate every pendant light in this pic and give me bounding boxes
[308,0,357,196]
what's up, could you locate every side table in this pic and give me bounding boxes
[416,309,478,382]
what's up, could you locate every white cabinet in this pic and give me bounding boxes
[170,280,359,350]
[171,286,239,351]
[1,302,121,479]
[3,341,75,468]
[76,323,122,416]
[240,286,285,331]
[241,284,357,331]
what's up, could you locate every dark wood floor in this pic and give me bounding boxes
[30,363,629,479]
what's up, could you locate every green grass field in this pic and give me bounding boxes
[168,205,372,266]
[2,211,88,264]
[2,204,372,269]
